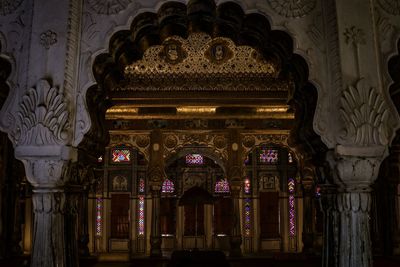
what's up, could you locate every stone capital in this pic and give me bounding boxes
[334,145,386,191]
[15,145,77,188]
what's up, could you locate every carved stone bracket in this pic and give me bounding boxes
[340,79,391,147]
[13,79,70,146]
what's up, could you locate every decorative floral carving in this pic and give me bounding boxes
[15,79,69,145]
[0,0,23,16]
[242,135,256,148]
[213,135,227,149]
[269,0,316,18]
[164,134,178,149]
[87,0,133,15]
[343,26,366,46]
[378,0,400,15]
[136,135,150,148]
[340,79,390,146]
[40,30,57,49]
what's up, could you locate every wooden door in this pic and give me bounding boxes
[111,194,130,238]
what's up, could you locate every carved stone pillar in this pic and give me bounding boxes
[229,181,242,257]
[333,147,385,267]
[31,189,67,267]
[150,185,162,257]
[320,184,339,267]
[15,146,77,267]
[302,180,315,253]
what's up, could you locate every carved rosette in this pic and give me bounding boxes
[14,79,70,146]
[148,166,164,190]
[340,79,390,146]
[269,0,316,18]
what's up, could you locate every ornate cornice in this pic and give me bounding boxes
[14,79,70,146]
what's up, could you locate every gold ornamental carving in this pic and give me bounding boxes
[119,33,288,93]
[136,135,150,148]
[164,134,178,149]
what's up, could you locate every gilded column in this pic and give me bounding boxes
[228,129,243,257]
[148,129,165,257]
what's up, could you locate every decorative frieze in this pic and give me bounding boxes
[269,0,316,18]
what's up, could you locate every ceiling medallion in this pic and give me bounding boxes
[269,0,316,18]
[125,33,279,80]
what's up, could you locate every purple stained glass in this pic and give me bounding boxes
[162,178,175,193]
[215,179,230,193]
[96,198,103,236]
[244,178,251,194]
[112,149,131,163]
[244,198,251,236]
[139,178,145,193]
[288,178,296,237]
[138,196,145,236]
[259,148,278,163]
[185,154,203,165]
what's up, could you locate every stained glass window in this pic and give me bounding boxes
[259,148,278,163]
[288,178,296,237]
[162,178,175,193]
[97,155,103,163]
[138,178,145,193]
[288,152,294,163]
[185,154,203,165]
[215,178,230,193]
[112,149,131,163]
[244,198,252,236]
[244,178,251,194]
[96,198,103,236]
[244,154,252,165]
[138,196,145,236]
[315,185,321,198]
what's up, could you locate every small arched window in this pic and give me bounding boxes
[162,178,175,193]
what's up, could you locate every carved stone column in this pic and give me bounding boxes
[302,180,315,253]
[320,183,339,267]
[334,146,385,267]
[150,184,162,257]
[229,182,242,258]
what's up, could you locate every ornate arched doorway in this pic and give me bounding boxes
[90,0,323,258]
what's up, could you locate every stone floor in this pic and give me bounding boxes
[1,254,400,267]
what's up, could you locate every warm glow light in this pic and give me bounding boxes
[256,106,289,113]
[177,106,216,114]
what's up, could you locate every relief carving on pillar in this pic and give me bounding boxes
[26,159,70,187]
[0,0,24,16]
[340,79,390,146]
[87,0,134,15]
[14,79,70,146]
[378,0,400,15]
